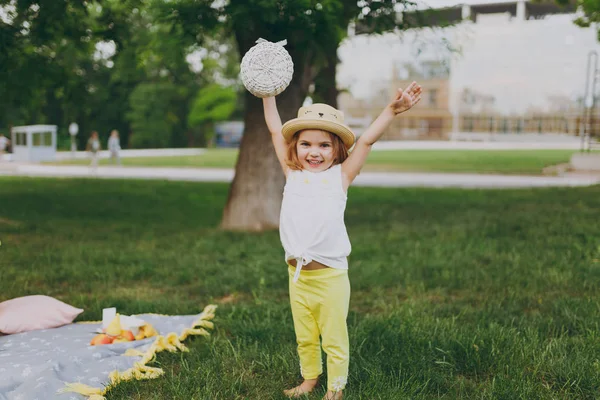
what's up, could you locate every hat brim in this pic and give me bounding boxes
[281,119,355,149]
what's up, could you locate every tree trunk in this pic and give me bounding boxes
[220,29,317,231]
[312,49,339,108]
[220,68,310,231]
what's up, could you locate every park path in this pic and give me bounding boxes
[1,163,598,189]
[1,140,598,188]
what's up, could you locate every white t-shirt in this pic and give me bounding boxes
[90,139,100,152]
[108,137,120,152]
[279,164,351,282]
[0,136,8,151]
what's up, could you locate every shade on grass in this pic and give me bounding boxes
[0,177,599,399]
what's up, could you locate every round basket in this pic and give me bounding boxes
[240,39,294,98]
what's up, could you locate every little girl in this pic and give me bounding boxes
[263,81,422,400]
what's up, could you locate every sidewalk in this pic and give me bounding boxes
[1,163,598,189]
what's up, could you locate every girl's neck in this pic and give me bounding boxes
[301,164,338,174]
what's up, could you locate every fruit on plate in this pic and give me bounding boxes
[135,323,158,340]
[104,314,122,336]
[90,333,113,345]
[93,313,158,345]
[119,329,135,341]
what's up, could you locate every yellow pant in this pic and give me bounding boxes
[288,265,350,392]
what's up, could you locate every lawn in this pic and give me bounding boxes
[50,149,583,175]
[1,178,599,399]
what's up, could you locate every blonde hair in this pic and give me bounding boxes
[285,130,349,171]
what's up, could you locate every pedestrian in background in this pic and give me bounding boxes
[86,131,101,169]
[108,130,121,166]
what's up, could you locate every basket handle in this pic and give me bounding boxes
[256,38,287,47]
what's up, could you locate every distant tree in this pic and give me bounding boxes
[0,0,237,148]
[187,84,237,147]
[126,82,188,148]
[98,0,199,149]
[0,0,93,128]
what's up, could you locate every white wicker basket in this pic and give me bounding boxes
[240,38,294,98]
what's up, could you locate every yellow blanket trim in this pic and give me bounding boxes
[58,304,217,400]
[123,348,146,357]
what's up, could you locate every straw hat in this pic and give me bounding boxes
[281,103,356,149]
[240,38,294,98]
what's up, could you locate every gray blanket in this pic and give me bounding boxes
[0,305,216,400]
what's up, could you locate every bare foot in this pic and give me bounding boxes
[323,390,343,400]
[283,378,318,398]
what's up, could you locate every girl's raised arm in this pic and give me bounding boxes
[341,82,422,189]
[263,97,289,175]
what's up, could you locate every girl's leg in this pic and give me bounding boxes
[111,151,121,165]
[289,270,323,380]
[286,267,322,396]
[315,271,350,394]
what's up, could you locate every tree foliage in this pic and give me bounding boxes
[0,0,239,148]
[126,82,188,148]
[0,0,94,130]
[187,84,237,145]
[569,0,600,40]
[188,85,237,126]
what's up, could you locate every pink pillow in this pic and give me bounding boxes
[0,295,84,334]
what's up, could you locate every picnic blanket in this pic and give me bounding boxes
[0,305,216,400]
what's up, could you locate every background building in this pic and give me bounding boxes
[458,92,586,136]
[339,62,595,140]
[339,60,454,139]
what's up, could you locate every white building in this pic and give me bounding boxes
[11,125,57,162]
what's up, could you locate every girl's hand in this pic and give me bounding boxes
[389,81,422,115]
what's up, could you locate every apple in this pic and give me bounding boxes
[90,333,113,346]
[120,330,135,341]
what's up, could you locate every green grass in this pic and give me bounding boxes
[1,178,599,399]
[361,149,578,174]
[50,149,583,175]
[55,148,240,169]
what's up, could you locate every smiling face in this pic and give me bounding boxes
[285,129,349,172]
[295,129,336,172]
